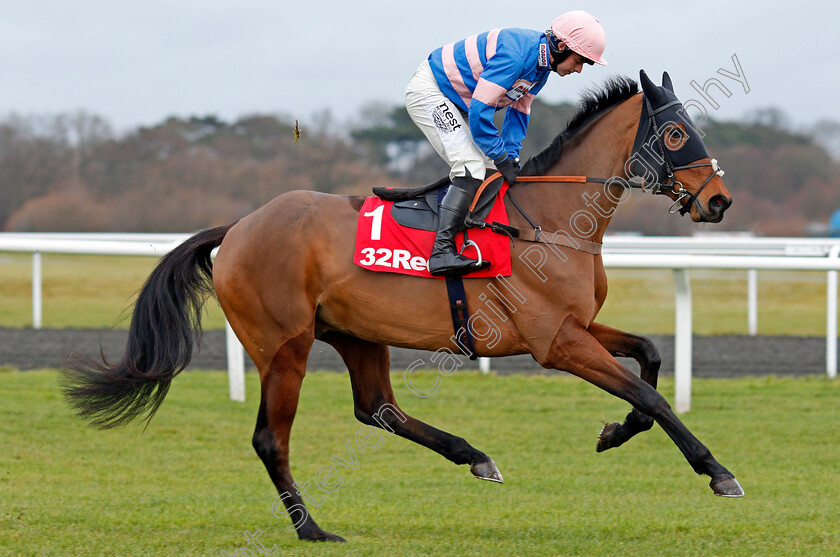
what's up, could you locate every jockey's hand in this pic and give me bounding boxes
[494,155,520,185]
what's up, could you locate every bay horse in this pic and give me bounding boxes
[62,71,741,542]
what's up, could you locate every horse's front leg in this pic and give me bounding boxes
[540,315,744,497]
[322,332,503,483]
[587,322,659,452]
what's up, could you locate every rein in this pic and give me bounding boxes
[467,172,624,256]
[470,172,615,214]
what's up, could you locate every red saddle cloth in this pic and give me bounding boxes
[354,184,511,278]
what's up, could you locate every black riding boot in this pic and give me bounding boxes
[428,177,491,276]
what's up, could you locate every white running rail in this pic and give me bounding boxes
[2,233,840,412]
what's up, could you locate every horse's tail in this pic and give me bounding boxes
[61,223,235,429]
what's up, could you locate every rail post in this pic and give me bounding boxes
[225,320,246,401]
[827,245,840,379]
[673,269,692,413]
[32,252,42,330]
[748,269,758,336]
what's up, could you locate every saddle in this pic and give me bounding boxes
[372,175,504,232]
[370,175,508,360]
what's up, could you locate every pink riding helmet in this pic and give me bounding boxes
[551,10,607,66]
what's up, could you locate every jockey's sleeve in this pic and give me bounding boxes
[468,42,527,161]
[500,77,547,159]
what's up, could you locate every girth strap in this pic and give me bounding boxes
[516,227,603,254]
[444,275,478,360]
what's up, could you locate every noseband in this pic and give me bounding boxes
[666,158,725,216]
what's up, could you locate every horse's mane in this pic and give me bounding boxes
[521,76,639,176]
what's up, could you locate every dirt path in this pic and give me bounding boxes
[0,327,831,377]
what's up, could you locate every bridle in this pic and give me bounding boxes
[635,95,726,216]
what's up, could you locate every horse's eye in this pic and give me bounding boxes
[664,124,688,150]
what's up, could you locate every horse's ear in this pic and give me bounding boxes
[639,70,658,99]
[662,71,674,92]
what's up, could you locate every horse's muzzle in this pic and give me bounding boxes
[704,193,732,223]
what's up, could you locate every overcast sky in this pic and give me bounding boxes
[2,1,837,133]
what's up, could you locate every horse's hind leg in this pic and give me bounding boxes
[251,327,345,542]
[542,316,743,497]
[321,332,503,482]
[588,322,659,452]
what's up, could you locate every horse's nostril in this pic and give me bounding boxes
[709,195,731,212]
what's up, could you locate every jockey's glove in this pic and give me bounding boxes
[494,155,520,185]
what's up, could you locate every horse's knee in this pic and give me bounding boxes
[627,334,661,373]
[639,338,662,372]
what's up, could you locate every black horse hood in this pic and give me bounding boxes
[631,70,711,187]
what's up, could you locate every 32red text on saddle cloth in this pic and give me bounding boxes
[354,187,512,278]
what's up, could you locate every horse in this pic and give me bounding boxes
[62,70,740,543]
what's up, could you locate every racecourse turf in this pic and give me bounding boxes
[1,369,837,556]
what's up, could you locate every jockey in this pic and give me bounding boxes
[406,11,607,276]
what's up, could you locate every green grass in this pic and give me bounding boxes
[598,269,836,336]
[0,254,227,330]
[1,369,838,556]
[0,253,838,335]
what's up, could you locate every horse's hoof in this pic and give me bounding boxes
[300,528,346,542]
[322,532,347,543]
[710,475,745,497]
[471,459,504,483]
[596,422,620,453]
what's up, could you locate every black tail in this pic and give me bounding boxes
[61,224,234,429]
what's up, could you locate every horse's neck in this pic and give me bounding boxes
[514,95,641,243]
